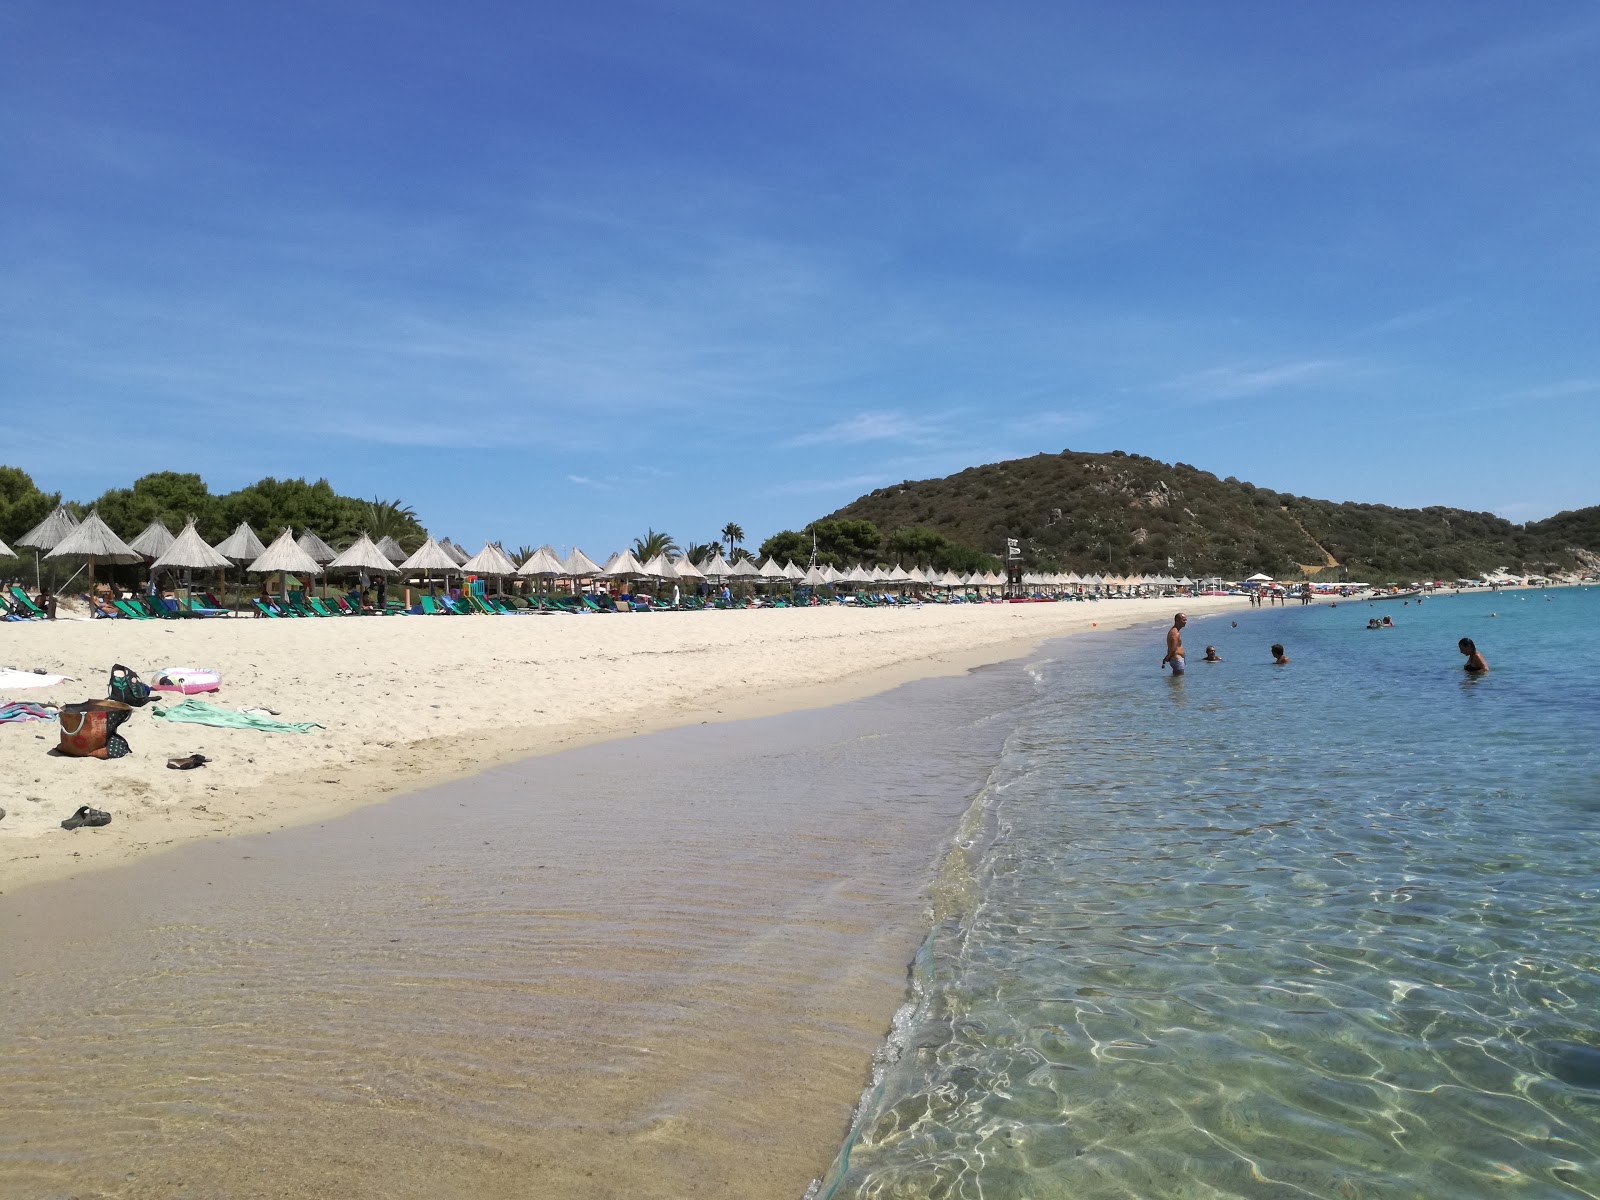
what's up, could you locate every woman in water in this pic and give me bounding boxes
[1459,638,1489,673]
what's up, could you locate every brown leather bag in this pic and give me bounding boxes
[58,699,134,759]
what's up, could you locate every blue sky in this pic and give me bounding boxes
[4,3,1598,555]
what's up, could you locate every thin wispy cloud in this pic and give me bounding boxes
[784,410,956,449]
[765,473,893,497]
[1156,360,1343,403]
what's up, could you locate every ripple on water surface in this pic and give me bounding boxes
[823,589,1600,1199]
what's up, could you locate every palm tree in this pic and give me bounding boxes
[362,497,424,551]
[720,522,744,558]
[684,541,720,566]
[512,545,536,568]
[631,528,679,561]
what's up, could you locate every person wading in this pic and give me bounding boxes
[1163,612,1187,675]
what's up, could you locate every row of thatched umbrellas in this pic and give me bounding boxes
[3,505,1024,598]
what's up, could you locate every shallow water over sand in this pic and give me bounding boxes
[821,589,1600,1198]
[0,663,1036,1199]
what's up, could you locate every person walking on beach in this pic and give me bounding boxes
[1459,638,1488,673]
[1163,613,1187,675]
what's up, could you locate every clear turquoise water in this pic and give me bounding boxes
[821,588,1600,1199]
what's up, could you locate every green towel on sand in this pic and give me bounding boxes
[150,698,323,733]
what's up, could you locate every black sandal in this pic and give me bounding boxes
[61,805,112,830]
[166,754,210,771]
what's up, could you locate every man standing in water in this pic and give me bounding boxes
[1163,612,1187,675]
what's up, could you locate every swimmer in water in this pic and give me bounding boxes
[1271,643,1290,665]
[1162,612,1187,675]
[1203,646,1222,662]
[1459,637,1488,673]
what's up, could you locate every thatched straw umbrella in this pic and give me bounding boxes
[152,519,232,607]
[214,521,267,562]
[597,549,647,600]
[296,530,339,565]
[128,519,176,559]
[0,536,14,558]
[376,535,407,565]
[45,510,141,594]
[439,538,471,567]
[399,537,461,597]
[248,528,324,600]
[461,543,518,599]
[517,546,564,576]
[17,503,81,589]
[328,533,398,574]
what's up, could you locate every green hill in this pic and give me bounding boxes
[803,450,1594,582]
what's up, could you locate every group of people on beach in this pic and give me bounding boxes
[1161,612,1487,675]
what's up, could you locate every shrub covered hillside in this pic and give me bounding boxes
[820,450,1595,582]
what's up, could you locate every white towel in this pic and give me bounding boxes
[0,668,75,689]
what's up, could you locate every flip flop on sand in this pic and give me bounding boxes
[166,754,210,771]
[61,806,112,830]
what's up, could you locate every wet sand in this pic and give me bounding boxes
[0,662,1040,1199]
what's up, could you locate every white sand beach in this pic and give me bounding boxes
[1,598,1245,892]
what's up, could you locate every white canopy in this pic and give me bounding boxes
[697,551,733,578]
[128,519,176,558]
[640,553,674,579]
[248,528,324,577]
[782,559,805,580]
[671,556,704,579]
[598,549,648,577]
[376,535,407,564]
[151,519,231,571]
[328,533,399,574]
[215,522,268,563]
[296,530,339,564]
[563,547,602,577]
[45,510,140,564]
[461,543,518,576]
[518,546,566,576]
[1245,573,1274,582]
[757,557,787,579]
[18,504,80,552]
[0,536,13,558]
[398,537,462,573]
[729,557,761,577]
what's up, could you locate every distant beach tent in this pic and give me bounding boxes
[151,519,232,572]
[248,528,325,586]
[1245,573,1274,582]
[45,510,141,592]
[376,535,407,565]
[327,533,399,574]
[296,530,339,565]
[517,546,566,577]
[18,503,80,553]
[562,548,601,578]
[214,521,267,563]
[399,537,462,575]
[461,543,518,579]
[597,549,648,578]
[128,519,176,559]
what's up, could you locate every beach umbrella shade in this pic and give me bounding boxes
[45,509,142,592]
[151,519,231,572]
[214,521,267,563]
[437,538,471,566]
[729,556,761,578]
[399,537,462,573]
[17,503,81,589]
[562,547,601,579]
[462,543,518,577]
[248,528,324,599]
[517,546,566,577]
[328,533,400,574]
[296,530,339,564]
[128,519,176,559]
[598,548,648,578]
[0,536,13,558]
[1245,572,1274,582]
[376,535,407,565]
[697,551,732,579]
[640,553,675,580]
[757,557,786,580]
[671,556,705,580]
[802,563,827,586]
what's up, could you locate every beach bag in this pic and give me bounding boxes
[108,664,154,708]
[58,699,134,759]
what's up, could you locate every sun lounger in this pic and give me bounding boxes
[9,586,50,618]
